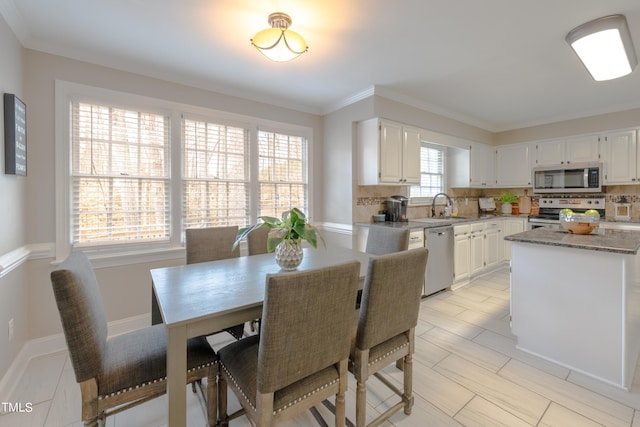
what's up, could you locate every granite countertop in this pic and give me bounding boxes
[505,228,640,254]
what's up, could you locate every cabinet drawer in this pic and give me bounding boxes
[454,224,470,235]
[470,223,485,233]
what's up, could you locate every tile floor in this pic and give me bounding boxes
[3,266,640,426]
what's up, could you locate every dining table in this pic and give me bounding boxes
[150,245,372,427]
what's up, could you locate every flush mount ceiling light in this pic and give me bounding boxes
[251,12,308,62]
[566,14,638,81]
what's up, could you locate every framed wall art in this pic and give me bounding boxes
[4,93,27,176]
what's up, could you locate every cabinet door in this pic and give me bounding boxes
[565,134,600,164]
[536,139,565,166]
[503,219,525,260]
[496,143,532,186]
[454,234,470,282]
[402,126,422,185]
[379,121,403,184]
[453,225,470,282]
[484,229,500,268]
[470,143,494,187]
[470,232,485,275]
[602,130,637,184]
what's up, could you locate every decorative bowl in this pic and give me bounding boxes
[560,212,599,235]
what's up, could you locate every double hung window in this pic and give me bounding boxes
[410,142,446,199]
[57,82,310,263]
[71,102,170,246]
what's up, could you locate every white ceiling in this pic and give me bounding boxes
[3,0,640,132]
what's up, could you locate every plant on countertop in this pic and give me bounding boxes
[496,192,518,203]
[233,207,323,252]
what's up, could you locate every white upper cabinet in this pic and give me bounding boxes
[565,135,600,164]
[536,139,565,166]
[469,143,495,187]
[601,129,638,184]
[535,135,600,166]
[357,118,421,185]
[402,126,422,184]
[496,143,535,187]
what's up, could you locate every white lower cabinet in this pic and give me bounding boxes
[469,223,485,276]
[453,225,470,282]
[484,221,501,269]
[454,217,525,283]
[503,218,525,260]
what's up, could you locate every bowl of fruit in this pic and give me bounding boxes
[559,209,600,235]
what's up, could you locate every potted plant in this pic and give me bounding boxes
[496,192,518,215]
[233,208,323,270]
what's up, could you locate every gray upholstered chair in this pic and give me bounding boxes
[350,247,428,427]
[217,261,360,427]
[50,251,218,427]
[186,225,240,264]
[365,226,410,255]
[185,225,246,340]
[247,225,270,256]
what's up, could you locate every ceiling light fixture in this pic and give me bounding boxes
[566,14,637,81]
[251,12,308,62]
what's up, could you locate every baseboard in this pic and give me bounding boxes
[0,313,151,403]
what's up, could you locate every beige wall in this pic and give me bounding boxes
[495,108,640,144]
[18,50,323,350]
[0,13,27,384]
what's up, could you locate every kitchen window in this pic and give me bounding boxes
[55,81,311,265]
[410,142,445,200]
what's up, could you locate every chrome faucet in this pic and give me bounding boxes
[431,193,453,217]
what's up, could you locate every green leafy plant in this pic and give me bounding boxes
[233,208,323,252]
[496,192,518,203]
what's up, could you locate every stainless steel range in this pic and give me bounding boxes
[528,196,605,230]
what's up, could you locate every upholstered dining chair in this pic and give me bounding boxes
[350,247,428,427]
[365,226,410,255]
[186,225,240,264]
[217,261,360,427]
[50,251,218,427]
[247,225,270,256]
[185,225,246,340]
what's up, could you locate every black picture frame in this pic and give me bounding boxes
[4,93,27,176]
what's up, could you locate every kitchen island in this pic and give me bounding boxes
[505,228,640,389]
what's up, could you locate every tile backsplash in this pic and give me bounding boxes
[354,185,640,223]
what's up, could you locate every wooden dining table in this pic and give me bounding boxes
[150,245,372,427]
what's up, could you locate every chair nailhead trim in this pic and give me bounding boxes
[368,342,408,367]
[221,364,339,415]
[98,361,217,400]
[349,342,409,371]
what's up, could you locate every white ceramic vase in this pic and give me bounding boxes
[501,202,512,215]
[275,239,303,270]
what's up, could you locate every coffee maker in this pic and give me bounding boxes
[384,195,409,222]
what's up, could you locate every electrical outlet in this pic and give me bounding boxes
[8,318,14,342]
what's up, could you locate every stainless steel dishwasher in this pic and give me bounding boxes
[424,225,454,297]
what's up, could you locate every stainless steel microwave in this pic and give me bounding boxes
[532,162,602,194]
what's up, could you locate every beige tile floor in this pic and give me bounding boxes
[3,266,640,426]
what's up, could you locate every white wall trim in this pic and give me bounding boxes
[0,243,55,278]
[0,313,151,403]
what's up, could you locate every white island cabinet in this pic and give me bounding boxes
[506,228,640,389]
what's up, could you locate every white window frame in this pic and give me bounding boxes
[409,141,447,206]
[55,81,313,266]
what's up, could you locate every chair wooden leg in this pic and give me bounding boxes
[335,360,348,427]
[207,370,217,427]
[80,379,99,427]
[218,376,228,426]
[403,353,414,415]
[256,392,274,427]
